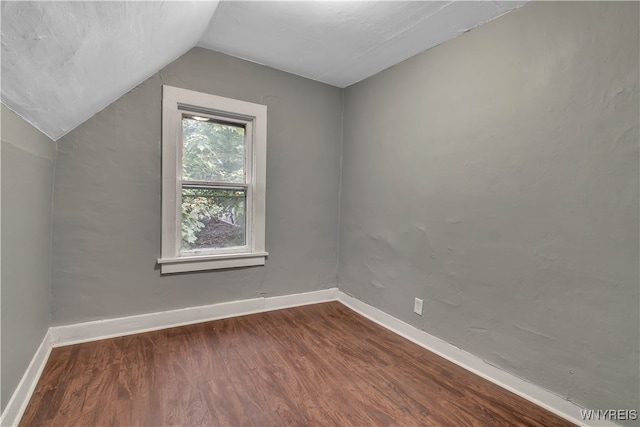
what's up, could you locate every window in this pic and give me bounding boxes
[157,85,267,273]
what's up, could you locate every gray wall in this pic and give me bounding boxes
[1,104,55,411]
[339,1,639,416]
[52,48,343,325]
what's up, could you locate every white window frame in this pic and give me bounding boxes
[157,85,267,274]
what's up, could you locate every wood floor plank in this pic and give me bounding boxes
[20,302,575,426]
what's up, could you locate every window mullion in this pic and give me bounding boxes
[181,180,249,190]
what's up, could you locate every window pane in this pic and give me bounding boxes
[181,188,246,251]
[182,115,245,183]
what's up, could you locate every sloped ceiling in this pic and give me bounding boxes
[1,1,220,140]
[1,1,524,141]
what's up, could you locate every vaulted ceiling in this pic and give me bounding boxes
[1,1,524,141]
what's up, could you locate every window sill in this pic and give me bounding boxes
[157,251,268,274]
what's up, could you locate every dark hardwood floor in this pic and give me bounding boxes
[20,302,574,426]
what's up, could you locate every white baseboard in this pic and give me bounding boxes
[0,331,52,427]
[337,291,618,427]
[50,287,339,347]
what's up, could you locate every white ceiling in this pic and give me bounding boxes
[199,1,524,88]
[1,1,524,141]
[1,1,220,140]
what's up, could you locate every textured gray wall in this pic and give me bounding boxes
[52,48,343,325]
[1,105,55,411]
[339,1,639,416]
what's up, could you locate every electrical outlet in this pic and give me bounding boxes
[414,298,423,315]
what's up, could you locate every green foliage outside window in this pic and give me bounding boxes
[181,117,246,249]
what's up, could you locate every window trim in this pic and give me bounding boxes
[158,85,267,274]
